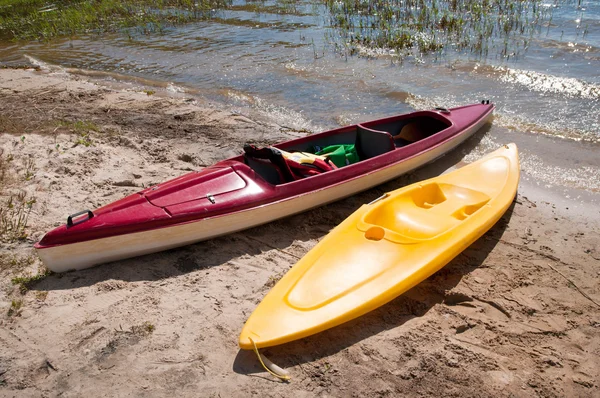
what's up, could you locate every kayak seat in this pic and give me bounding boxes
[244,155,285,185]
[244,144,338,184]
[243,144,296,184]
[355,125,395,159]
[361,183,490,240]
[360,116,450,148]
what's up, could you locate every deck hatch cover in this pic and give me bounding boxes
[145,167,246,207]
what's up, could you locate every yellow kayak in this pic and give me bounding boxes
[239,144,520,350]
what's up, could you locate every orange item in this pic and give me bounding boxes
[239,144,520,349]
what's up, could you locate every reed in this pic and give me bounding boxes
[324,0,554,60]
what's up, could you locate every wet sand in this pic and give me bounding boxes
[1,68,599,397]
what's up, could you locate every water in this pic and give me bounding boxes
[1,0,599,199]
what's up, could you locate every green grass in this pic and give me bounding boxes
[57,120,99,132]
[11,267,52,293]
[56,119,99,146]
[0,0,232,40]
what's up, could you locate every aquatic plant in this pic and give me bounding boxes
[324,0,556,60]
[0,0,232,40]
[229,0,308,15]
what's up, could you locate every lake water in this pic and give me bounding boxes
[1,0,599,201]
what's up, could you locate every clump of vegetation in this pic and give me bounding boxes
[0,0,233,40]
[35,290,48,301]
[143,89,156,96]
[7,299,23,317]
[264,270,286,289]
[74,132,93,147]
[0,148,37,243]
[129,321,155,336]
[325,0,555,60]
[60,120,99,133]
[11,266,52,293]
[23,156,35,181]
[55,119,99,147]
[228,0,309,16]
[0,192,36,242]
[0,149,10,186]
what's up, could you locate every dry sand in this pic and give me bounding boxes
[0,68,599,397]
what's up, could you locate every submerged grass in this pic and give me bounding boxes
[0,0,232,40]
[229,0,311,16]
[324,0,555,60]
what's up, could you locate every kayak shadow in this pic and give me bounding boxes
[32,224,331,291]
[232,198,515,377]
[34,122,492,291]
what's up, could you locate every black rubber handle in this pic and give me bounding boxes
[67,210,94,227]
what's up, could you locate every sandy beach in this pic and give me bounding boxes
[1,68,599,397]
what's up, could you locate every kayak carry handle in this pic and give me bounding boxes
[435,107,450,114]
[67,210,94,227]
[368,193,389,205]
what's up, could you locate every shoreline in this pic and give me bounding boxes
[1,68,599,397]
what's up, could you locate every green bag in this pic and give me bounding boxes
[315,144,359,168]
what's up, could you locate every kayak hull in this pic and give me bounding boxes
[35,103,494,272]
[239,144,519,349]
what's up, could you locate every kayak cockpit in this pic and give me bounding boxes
[283,111,451,154]
[243,111,452,185]
[358,182,491,242]
[361,114,451,147]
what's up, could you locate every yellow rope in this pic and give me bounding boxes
[249,338,291,381]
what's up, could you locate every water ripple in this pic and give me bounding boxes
[496,66,600,99]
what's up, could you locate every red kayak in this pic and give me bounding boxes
[35,102,494,272]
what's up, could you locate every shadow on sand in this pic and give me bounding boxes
[232,198,515,376]
[33,122,493,292]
